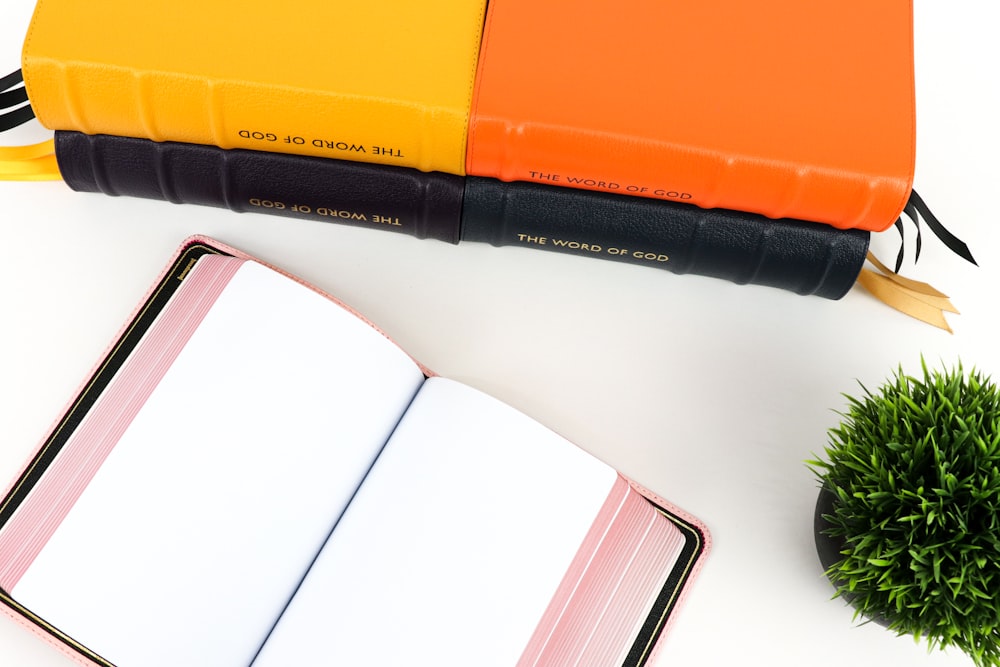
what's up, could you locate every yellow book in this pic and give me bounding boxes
[21,0,487,173]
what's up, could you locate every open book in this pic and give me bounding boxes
[0,237,709,667]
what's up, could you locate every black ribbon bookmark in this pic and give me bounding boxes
[891,189,977,273]
[0,69,24,92]
[0,85,28,109]
[0,106,35,132]
[1,69,35,132]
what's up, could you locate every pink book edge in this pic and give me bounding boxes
[627,479,713,664]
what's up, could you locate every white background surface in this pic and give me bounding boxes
[1,1,998,665]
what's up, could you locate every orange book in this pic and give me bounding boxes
[466,0,915,232]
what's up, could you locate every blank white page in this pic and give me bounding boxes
[11,259,425,667]
[252,376,618,667]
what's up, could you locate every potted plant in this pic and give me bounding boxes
[810,360,1000,666]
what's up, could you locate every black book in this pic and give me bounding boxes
[54,131,871,299]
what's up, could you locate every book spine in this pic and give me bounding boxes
[22,0,485,176]
[54,132,464,243]
[466,117,911,235]
[26,61,471,174]
[55,132,870,299]
[461,177,870,300]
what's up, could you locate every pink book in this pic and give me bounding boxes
[0,237,709,667]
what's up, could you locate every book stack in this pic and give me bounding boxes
[7,0,928,299]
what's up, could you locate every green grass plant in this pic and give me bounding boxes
[810,360,1000,666]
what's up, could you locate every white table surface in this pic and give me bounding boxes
[2,2,998,665]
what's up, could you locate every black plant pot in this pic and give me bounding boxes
[813,485,891,628]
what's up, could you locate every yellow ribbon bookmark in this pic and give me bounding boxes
[0,139,61,181]
[0,138,55,161]
[856,251,959,333]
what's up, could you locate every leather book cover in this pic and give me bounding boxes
[55,131,871,299]
[22,0,487,173]
[466,0,915,232]
[461,176,870,300]
[53,131,466,243]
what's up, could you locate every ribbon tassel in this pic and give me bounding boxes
[860,190,976,333]
[891,189,977,270]
[856,252,961,333]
